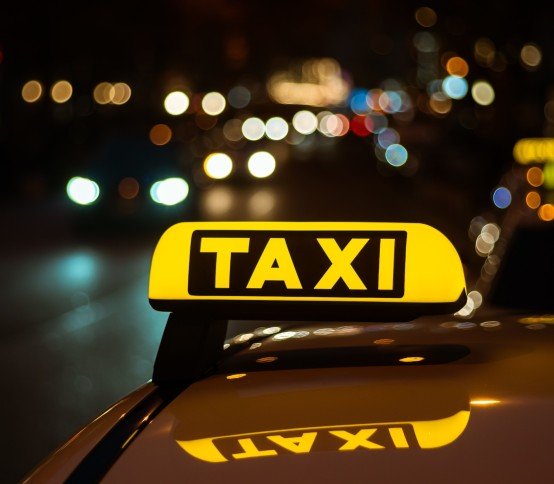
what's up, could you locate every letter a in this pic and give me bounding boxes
[247,238,302,289]
[266,433,317,454]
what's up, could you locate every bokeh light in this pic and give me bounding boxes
[492,187,511,209]
[538,204,554,221]
[366,89,383,110]
[319,113,349,137]
[202,186,234,217]
[111,83,131,105]
[223,119,243,142]
[93,82,131,105]
[249,189,276,217]
[21,80,43,103]
[469,216,487,239]
[149,124,172,146]
[474,38,495,66]
[429,92,452,114]
[446,57,469,77]
[248,151,276,178]
[228,86,251,108]
[481,223,500,242]
[292,110,318,135]
[150,178,189,205]
[241,117,265,141]
[414,7,437,27]
[203,153,233,179]
[526,191,541,209]
[427,79,443,96]
[50,80,73,103]
[526,167,544,187]
[118,177,139,199]
[349,89,369,114]
[265,117,289,140]
[164,91,189,115]
[201,92,226,116]
[442,76,468,99]
[513,138,554,165]
[379,91,402,113]
[351,115,370,137]
[93,82,113,105]
[475,232,495,256]
[413,32,438,52]
[365,113,388,133]
[472,81,495,106]
[544,162,554,189]
[66,177,100,205]
[385,143,408,167]
[377,128,400,148]
[520,43,542,69]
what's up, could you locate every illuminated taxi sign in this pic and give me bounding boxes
[149,222,466,319]
[513,138,554,165]
[176,410,470,463]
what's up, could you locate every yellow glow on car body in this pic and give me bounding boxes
[399,356,425,363]
[176,410,470,462]
[226,374,246,380]
[470,399,500,406]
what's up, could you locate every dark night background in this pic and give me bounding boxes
[1,1,553,481]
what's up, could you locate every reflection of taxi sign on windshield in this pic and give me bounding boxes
[149,222,466,319]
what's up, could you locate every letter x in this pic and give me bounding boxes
[329,429,384,450]
[315,238,369,290]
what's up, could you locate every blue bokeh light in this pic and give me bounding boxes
[492,187,512,209]
[442,76,468,100]
[349,88,369,114]
[385,143,408,167]
[377,128,400,149]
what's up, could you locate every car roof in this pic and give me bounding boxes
[101,310,554,483]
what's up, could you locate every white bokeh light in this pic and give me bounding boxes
[164,91,190,115]
[265,117,289,140]
[201,92,226,116]
[248,151,276,178]
[292,110,318,134]
[66,177,100,205]
[242,117,265,141]
[203,153,233,179]
[150,177,189,205]
[471,81,495,106]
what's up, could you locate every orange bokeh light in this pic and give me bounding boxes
[149,124,172,146]
[526,167,544,187]
[118,177,140,199]
[538,204,554,221]
[446,57,469,77]
[525,191,541,209]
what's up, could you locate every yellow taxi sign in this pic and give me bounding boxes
[149,222,466,320]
